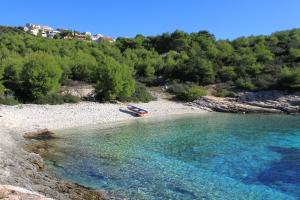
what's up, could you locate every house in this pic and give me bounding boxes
[24,23,54,36]
[84,32,92,36]
[41,31,47,37]
[91,34,103,41]
[23,23,114,42]
[29,29,39,36]
[47,30,60,38]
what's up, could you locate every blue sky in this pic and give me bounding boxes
[1,0,300,39]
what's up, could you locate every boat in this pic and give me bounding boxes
[127,105,149,117]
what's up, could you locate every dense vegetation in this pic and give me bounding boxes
[0,26,300,104]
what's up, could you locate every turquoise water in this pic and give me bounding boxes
[44,114,300,200]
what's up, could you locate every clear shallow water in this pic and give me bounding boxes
[44,114,300,200]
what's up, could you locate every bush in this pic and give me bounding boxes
[62,93,81,103]
[179,85,207,101]
[167,81,190,95]
[0,96,19,105]
[34,93,64,105]
[167,81,207,101]
[236,78,256,91]
[123,83,156,102]
[213,88,234,97]
[34,93,80,105]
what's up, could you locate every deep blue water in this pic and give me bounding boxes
[44,114,300,199]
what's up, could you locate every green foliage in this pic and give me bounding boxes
[70,52,97,82]
[236,78,256,91]
[94,57,135,101]
[20,52,62,101]
[0,96,19,105]
[1,26,300,105]
[279,67,300,90]
[184,57,215,85]
[34,93,80,105]
[62,93,81,103]
[0,66,4,95]
[290,48,300,61]
[122,83,156,103]
[167,82,207,101]
[218,66,237,82]
[213,88,234,97]
[34,93,65,104]
[180,85,207,101]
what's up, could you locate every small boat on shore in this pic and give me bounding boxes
[127,105,149,117]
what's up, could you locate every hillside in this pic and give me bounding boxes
[0,26,300,104]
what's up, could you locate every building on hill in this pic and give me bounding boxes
[24,23,57,37]
[23,23,114,42]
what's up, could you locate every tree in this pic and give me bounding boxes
[94,56,135,101]
[217,41,234,61]
[218,66,237,82]
[185,57,215,85]
[279,67,300,90]
[170,30,190,52]
[289,48,300,62]
[20,53,62,101]
[254,45,273,62]
[0,67,4,95]
[70,51,97,82]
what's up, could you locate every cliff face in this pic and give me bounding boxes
[188,91,300,114]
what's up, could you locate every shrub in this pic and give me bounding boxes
[0,96,19,105]
[213,88,234,97]
[236,78,256,91]
[62,93,81,103]
[179,85,207,101]
[166,81,190,95]
[34,93,64,105]
[34,93,81,105]
[123,83,156,102]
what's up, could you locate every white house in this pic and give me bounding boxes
[30,29,39,36]
[47,30,60,38]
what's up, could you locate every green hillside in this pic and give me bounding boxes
[0,26,300,104]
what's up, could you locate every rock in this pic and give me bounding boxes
[0,185,53,200]
[23,129,57,140]
[60,82,94,98]
[26,153,45,171]
[190,91,300,114]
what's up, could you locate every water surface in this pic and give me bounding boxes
[44,114,300,199]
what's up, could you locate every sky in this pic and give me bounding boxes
[1,0,300,40]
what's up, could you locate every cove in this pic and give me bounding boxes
[42,114,300,200]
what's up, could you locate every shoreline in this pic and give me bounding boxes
[0,99,207,199]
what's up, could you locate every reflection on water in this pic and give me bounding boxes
[43,114,300,200]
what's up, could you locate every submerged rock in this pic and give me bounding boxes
[24,129,57,140]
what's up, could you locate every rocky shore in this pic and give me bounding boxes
[188,91,300,114]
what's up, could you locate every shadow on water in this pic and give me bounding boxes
[254,146,300,198]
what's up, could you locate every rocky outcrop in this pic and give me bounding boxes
[188,91,300,114]
[60,82,94,98]
[0,185,53,200]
